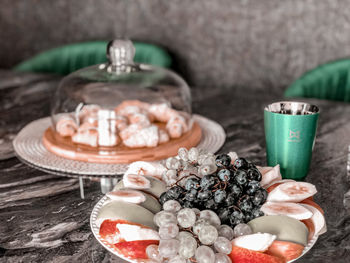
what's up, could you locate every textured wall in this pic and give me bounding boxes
[2,0,350,91]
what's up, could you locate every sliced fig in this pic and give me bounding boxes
[106,189,161,214]
[261,202,313,220]
[267,182,317,203]
[232,233,276,252]
[123,174,151,189]
[248,215,309,246]
[258,165,282,187]
[113,240,159,260]
[126,161,166,180]
[300,203,326,237]
[96,201,156,229]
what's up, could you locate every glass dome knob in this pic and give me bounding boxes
[107,40,135,72]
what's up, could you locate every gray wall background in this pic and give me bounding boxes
[2,0,350,92]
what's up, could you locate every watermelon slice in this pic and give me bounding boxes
[113,240,159,259]
[266,240,304,262]
[229,246,285,263]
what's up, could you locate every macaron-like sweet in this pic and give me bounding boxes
[114,175,166,199]
[96,200,156,229]
[248,215,309,246]
[106,189,161,214]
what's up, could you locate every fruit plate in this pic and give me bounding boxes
[13,114,225,178]
[90,195,319,263]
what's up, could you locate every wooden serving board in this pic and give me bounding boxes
[42,122,202,164]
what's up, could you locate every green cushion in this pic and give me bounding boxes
[14,41,172,75]
[285,59,350,102]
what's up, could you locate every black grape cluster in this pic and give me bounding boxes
[160,153,267,228]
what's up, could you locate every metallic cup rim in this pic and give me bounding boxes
[264,101,319,115]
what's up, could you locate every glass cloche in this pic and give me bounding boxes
[44,40,201,164]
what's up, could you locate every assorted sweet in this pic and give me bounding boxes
[95,147,326,263]
[55,100,191,148]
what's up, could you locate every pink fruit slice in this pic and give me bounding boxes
[267,182,317,203]
[232,233,276,252]
[300,203,326,236]
[265,180,296,192]
[106,190,146,204]
[258,165,282,187]
[123,174,151,189]
[261,202,313,220]
[266,240,304,262]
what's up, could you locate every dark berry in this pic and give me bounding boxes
[214,189,227,203]
[217,169,232,181]
[247,168,262,181]
[184,178,200,191]
[230,207,245,226]
[167,186,184,199]
[184,189,198,202]
[248,163,257,169]
[159,192,172,205]
[238,195,253,213]
[252,189,268,206]
[197,190,213,201]
[252,208,264,218]
[228,184,242,199]
[218,208,231,224]
[215,154,231,168]
[224,194,236,206]
[183,201,194,208]
[234,170,248,187]
[205,199,218,210]
[244,212,253,222]
[234,158,249,170]
[246,180,260,195]
[200,175,218,189]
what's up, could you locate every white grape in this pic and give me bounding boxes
[214,236,232,254]
[192,208,201,219]
[159,223,179,239]
[218,225,234,241]
[178,235,197,259]
[163,200,182,213]
[168,256,187,263]
[233,223,252,237]
[154,211,177,227]
[195,245,215,263]
[158,239,180,258]
[193,218,210,235]
[202,156,216,166]
[166,157,181,170]
[214,253,232,263]
[199,210,221,227]
[198,224,218,245]
[177,208,196,228]
[146,244,162,261]
[188,147,199,163]
[178,147,189,161]
[199,164,217,176]
[177,231,193,242]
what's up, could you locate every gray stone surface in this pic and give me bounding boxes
[2,1,350,91]
[0,70,350,262]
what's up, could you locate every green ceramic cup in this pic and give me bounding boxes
[264,101,319,180]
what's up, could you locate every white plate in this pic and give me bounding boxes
[13,114,225,177]
[90,195,319,263]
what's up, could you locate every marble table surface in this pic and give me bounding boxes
[1,70,350,263]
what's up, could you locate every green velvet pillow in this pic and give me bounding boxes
[284,59,350,102]
[14,41,172,75]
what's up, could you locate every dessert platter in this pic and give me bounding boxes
[90,147,326,263]
[13,40,226,176]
